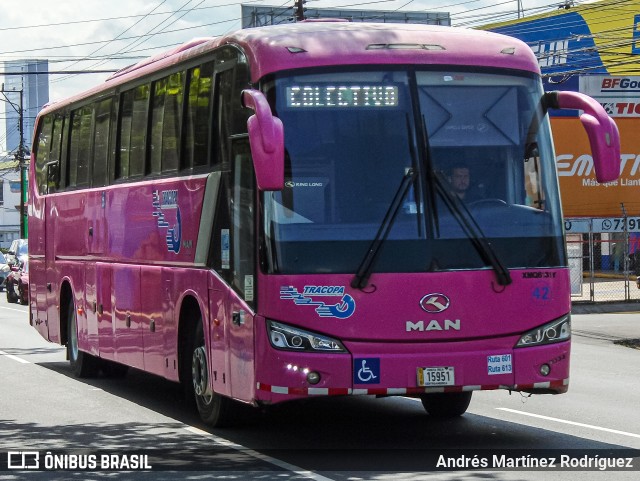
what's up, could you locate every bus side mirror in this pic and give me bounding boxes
[545,91,620,183]
[241,89,285,191]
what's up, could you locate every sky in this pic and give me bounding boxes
[0,0,590,150]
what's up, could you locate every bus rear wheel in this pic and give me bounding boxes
[420,391,472,417]
[188,322,240,427]
[67,298,99,378]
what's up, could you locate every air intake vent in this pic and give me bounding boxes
[367,43,445,51]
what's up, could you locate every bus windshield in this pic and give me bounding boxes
[263,69,565,275]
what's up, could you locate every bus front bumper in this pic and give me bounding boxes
[254,326,570,404]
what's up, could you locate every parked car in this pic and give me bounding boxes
[6,256,28,305]
[0,252,9,291]
[6,238,28,266]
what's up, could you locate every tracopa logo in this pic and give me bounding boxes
[419,293,450,313]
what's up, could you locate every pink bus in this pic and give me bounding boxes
[28,22,620,426]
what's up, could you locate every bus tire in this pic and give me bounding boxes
[6,285,18,303]
[67,297,99,378]
[188,321,239,427]
[420,391,472,417]
[19,284,28,305]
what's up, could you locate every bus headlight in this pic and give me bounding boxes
[515,315,571,347]
[267,321,346,353]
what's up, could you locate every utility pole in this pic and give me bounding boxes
[18,88,26,239]
[294,0,306,22]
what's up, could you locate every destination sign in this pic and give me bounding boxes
[286,85,399,108]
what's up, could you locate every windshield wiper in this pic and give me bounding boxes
[416,114,511,287]
[351,168,417,290]
[433,171,512,286]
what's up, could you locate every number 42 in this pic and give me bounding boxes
[532,286,550,300]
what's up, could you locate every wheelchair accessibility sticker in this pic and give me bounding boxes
[280,285,356,319]
[354,358,380,385]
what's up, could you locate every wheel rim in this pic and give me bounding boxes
[69,309,79,361]
[192,346,213,404]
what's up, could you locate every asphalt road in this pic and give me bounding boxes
[1,297,640,480]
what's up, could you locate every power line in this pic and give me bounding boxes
[0,70,116,75]
[0,1,255,32]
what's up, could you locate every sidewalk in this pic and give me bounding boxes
[571,301,640,342]
[571,301,640,314]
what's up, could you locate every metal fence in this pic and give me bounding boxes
[566,217,640,303]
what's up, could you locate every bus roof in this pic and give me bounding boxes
[227,22,540,82]
[40,22,539,114]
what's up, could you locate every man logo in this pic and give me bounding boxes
[420,294,450,313]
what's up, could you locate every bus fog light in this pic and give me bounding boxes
[540,364,551,376]
[307,371,321,384]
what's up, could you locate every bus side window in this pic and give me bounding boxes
[215,57,251,172]
[216,69,233,171]
[117,84,149,180]
[150,72,183,175]
[60,114,71,190]
[183,61,215,170]
[48,115,65,193]
[93,98,112,187]
[34,114,52,195]
[68,106,93,188]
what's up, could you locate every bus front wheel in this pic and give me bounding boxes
[420,391,472,417]
[67,298,99,378]
[188,322,239,427]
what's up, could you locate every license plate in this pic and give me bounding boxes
[417,367,455,387]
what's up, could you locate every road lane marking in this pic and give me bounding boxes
[184,426,335,481]
[0,350,30,364]
[497,408,640,439]
[0,306,29,314]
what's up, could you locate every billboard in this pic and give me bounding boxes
[552,75,640,217]
[486,1,640,217]
[552,117,639,217]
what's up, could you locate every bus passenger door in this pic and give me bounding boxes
[226,138,256,402]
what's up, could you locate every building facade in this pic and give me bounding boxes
[3,59,49,155]
[1,60,49,244]
[0,155,21,249]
